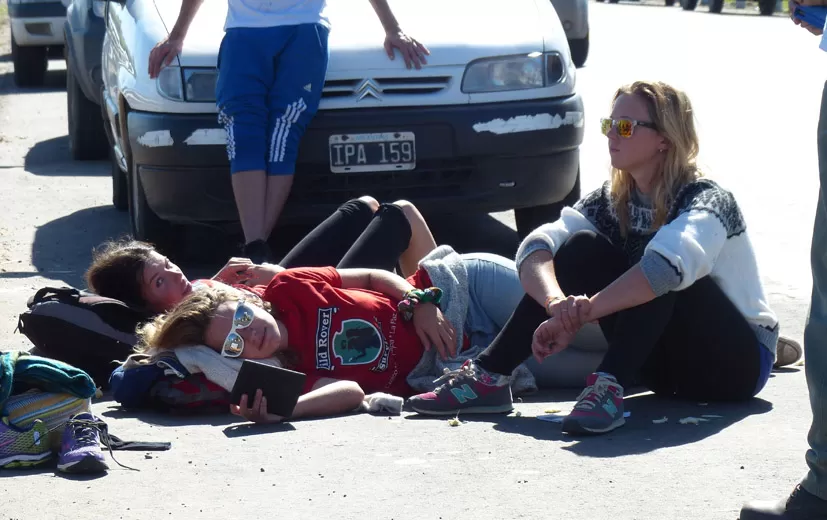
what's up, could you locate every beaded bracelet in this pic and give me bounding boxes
[398,287,443,321]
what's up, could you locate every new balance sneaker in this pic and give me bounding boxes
[407,360,513,415]
[561,373,625,435]
[0,417,52,469]
[57,412,109,474]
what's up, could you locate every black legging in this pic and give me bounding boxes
[476,230,763,402]
[278,199,411,272]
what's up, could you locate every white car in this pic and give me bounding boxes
[8,0,69,86]
[100,0,584,248]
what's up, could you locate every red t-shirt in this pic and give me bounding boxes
[262,267,425,397]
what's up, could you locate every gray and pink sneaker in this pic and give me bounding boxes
[407,360,513,415]
[57,413,109,474]
[562,373,625,435]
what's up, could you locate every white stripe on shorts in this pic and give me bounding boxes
[270,98,307,163]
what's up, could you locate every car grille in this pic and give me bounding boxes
[292,158,473,204]
[322,76,452,100]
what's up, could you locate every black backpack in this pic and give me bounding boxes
[16,287,152,388]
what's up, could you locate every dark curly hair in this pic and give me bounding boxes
[85,238,156,308]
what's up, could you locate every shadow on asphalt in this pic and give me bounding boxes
[25,205,130,289]
[223,421,298,437]
[481,392,773,457]
[24,135,109,177]
[100,405,240,428]
[0,459,108,480]
[0,67,66,96]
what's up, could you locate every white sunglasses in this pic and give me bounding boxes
[220,299,255,358]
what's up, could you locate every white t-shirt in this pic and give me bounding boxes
[225,0,329,30]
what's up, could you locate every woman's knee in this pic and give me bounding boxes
[356,195,380,213]
[391,199,421,222]
[554,230,604,273]
[554,230,626,295]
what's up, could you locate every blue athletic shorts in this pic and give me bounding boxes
[215,23,329,175]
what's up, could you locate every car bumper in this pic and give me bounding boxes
[9,2,66,46]
[127,95,584,224]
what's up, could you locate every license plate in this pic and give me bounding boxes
[329,132,416,173]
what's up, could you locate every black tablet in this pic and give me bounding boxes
[230,360,307,418]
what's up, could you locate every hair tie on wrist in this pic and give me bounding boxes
[398,287,443,321]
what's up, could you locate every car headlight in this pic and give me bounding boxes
[92,1,106,17]
[183,69,218,102]
[157,66,218,102]
[157,66,184,101]
[461,52,566,94]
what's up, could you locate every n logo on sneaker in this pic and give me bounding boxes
[602,400,618,416]
[451,384,478,404]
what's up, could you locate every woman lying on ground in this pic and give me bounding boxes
[405,80,782,435]
[84,196,437,314]
[133,249,538,423]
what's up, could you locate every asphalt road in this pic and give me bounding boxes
[0,3,822,519]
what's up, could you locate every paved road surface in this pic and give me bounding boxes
[0,3,821,519]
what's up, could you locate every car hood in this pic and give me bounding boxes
[154,0,551,70]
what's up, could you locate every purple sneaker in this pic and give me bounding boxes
[57,412,109,474]
[408,360,513,415]
[561,373,626,435]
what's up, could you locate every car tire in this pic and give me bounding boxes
[681,0,699,10]
[514,172,581,242]
[11,35,48,88]
[665,0,676,5]
[111,152,128,212]
[67,63,108,160]
[758,0,775,15]
[709,0,724,12]
[129,159,175,249]
[568,35,589,68]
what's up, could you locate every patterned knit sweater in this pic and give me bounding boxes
[515,179,779,357]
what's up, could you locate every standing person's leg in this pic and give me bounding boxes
[262,24,330,246]
[740,83,827,519]
[407,231,627,415]
[215,28,275,263]
[278,196,379,268]
[336,204,413,271]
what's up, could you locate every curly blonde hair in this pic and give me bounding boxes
[610,81,703,235]
[136,287,269,353]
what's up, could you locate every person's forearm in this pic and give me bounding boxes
[290,381,365,419]
[169,0,204,40]
[366,270,416,301]
[588,264,656,321]
[368,0,402,33]
[246,264,284,286]
[518,250,565,310]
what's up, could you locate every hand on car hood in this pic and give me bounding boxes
[151,0,554,70]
